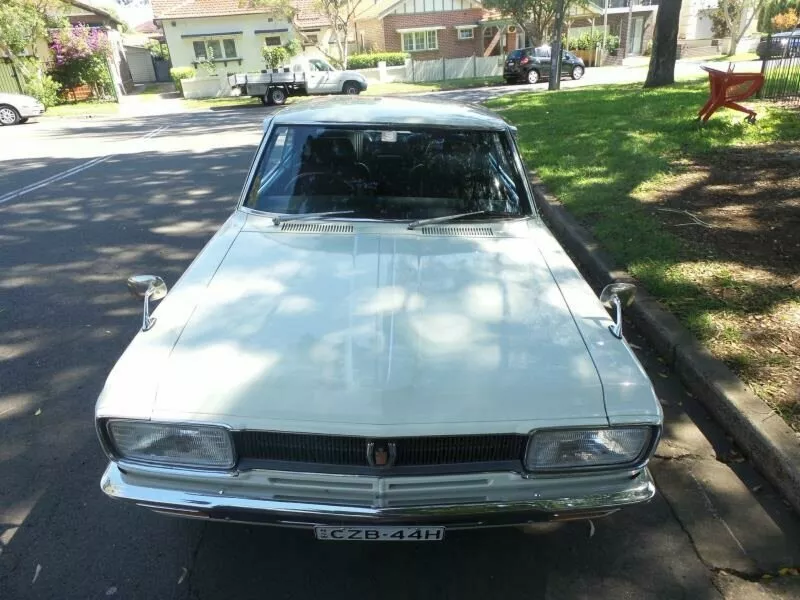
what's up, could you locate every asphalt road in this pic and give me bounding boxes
[2,105,800,600]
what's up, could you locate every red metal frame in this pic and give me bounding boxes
[697,66,765,123]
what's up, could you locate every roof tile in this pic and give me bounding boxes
[152,0,328,27]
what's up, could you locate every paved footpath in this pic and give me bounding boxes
[1,107,799,600]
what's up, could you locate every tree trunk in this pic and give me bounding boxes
[644,0,682,88]
[729,2,760,56]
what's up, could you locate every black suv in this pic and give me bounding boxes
[504,46,585,85]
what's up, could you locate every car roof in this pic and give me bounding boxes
[269,96,512,131]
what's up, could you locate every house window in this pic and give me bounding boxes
[192,38,238,60]
[223,39,237,58]
[192,41,206,59]
[401,30,438,52]
[207,40,222,59]
[457,28,474,40]
[304,32,319,45]
[264,35,282,46]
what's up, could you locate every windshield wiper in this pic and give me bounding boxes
[272,210,354,226]
[407,210,524,230]
[488,155,520,204]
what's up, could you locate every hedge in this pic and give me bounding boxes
[348,52,408,69]
[170,66,196,94]
[565,32,620,52]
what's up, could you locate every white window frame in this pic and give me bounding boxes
[401,30,439,52]
[455,25,476,40]
[192,38,238,60]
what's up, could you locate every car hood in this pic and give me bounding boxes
[0,92,37,105]
[139,222,606,432]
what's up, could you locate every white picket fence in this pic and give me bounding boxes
[357,55,505,84]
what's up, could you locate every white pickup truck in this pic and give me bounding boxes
[228,57,368,105]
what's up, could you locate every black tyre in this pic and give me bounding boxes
[261,94,272,106]
[342,81,360,95]
[269,87,287,105]
[571,65,585,80]
[0,105,20,126]
[19,117,29,124]
[526,69,540,84]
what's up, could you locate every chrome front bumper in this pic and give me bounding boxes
[20,105,45,118]
[101,462,656,529]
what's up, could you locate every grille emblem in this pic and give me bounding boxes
[367,441,396,467]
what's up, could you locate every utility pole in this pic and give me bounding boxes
[549,0,566,90]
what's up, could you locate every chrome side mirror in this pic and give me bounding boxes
[127,275,167,332]
[599,283,636,339]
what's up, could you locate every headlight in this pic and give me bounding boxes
[106,420,235,469]
[525,427,655,472]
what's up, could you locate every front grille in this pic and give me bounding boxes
[280,222,354,234]
[419,225,494,237]
[233,431,526,470]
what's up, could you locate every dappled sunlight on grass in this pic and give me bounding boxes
[491,80,800,428]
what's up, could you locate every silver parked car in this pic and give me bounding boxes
[96,97,662,541]
[0,92,45,125]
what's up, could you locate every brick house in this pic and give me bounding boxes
[566,0,658,59]
[356,0,524,60]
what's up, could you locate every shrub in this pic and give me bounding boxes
[23,73,61,107]
[145,39,169,61]
[772,8,799,32]
[48,25,114,98]
[347,52,408,69]
[170,66,196,94]
[262,39,301,71]
[262,45,289,70]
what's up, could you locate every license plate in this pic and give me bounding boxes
[314,526,444,541]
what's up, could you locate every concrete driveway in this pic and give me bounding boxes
[1,105,799,600]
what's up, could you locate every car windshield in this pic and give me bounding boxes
[244,125,531,221]
[309,59,334,71]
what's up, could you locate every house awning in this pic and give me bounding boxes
[254,28,289,34]
[181,31,243,38]
[454,24,478,29]
[396,26,446,33]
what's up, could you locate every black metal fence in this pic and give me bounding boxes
[759,30,800,102]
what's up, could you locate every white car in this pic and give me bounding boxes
[96,97,662,541]
[0,92,45,125]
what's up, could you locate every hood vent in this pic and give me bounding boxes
[280,222,354,234]
[419,225,494,237]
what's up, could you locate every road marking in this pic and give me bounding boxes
[0,125,168,206]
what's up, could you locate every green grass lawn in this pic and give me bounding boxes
[364,76,503,96]
[181,95,263,109]
[179,76,504,108]
[685,52,760,63]
[43,101,119,118]
[488,81,800,427]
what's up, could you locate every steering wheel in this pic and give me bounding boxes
[281,172,326,194]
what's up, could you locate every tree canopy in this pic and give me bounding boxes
[482,0,583,46]
[0,0,61,57]
[244,0,363,67]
